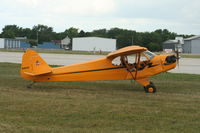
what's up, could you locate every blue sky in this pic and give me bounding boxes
[0,0,199,34]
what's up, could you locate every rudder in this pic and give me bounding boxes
[21,49,52,76]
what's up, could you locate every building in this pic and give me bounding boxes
[37,42,61,49]
[72,37,116,52]
[61,36,71,50]
[0,38,30,49]
[183,35,200,54]
[15,37,27,40]
[163,37,183,53]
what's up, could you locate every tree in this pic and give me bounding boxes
[148,42,161,51]
[1,25,19,38]
[91,29,107,37]
[107,28,135,49]
[78,30,86,37]
[64,27,79,38]
[62,27,79,49]
[0,24,192,52]
[21,28,32,39]
[31,24,54,44]
[28,40,37,47]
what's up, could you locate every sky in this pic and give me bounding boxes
[0,0,199,34]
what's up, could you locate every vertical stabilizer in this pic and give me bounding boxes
[21,49,52,76]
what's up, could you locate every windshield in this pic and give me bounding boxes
[143,51,156,59]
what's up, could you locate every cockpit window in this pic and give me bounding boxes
[112,51,155,66]
[112,55,136,66]
[112,56,121,66]
[143,51,156,60]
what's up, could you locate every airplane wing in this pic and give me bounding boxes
[107,46,147,59]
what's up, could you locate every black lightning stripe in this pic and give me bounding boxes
[53,63,159,76]
[54,66,125,75]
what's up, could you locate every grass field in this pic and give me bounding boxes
[0,63,200,133]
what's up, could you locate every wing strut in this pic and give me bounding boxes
[121,52,141,80]
[121,56,135,80]
[135,53,141,80]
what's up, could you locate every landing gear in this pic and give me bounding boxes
[144,82,156,93]
[136,78,156,93]
[27,81,36,88]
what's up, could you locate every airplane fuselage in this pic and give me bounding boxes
[21,54,176,82]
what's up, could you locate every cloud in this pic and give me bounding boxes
[51,0,116,16]
[5,0,116,16]
[16,0,39,7]
[0,0,199,34]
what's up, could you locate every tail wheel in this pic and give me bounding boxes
[144,82,156,93]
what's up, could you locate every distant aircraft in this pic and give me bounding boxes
[21,46,177,93]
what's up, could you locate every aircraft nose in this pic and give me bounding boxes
[165,55,176,64]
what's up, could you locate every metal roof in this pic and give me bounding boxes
[163,40,179,44]
[73,37,116,40]
[184,35,200,41]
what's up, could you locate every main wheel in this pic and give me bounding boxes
[144,82,156,93]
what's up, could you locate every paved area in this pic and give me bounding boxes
[0,52,200,74]
[169,58,200,74]
[0,52,105,65]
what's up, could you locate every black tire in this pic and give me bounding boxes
[144,82,156,93]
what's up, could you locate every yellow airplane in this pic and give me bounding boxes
[21,46,177,93]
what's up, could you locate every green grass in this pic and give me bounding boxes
[0,63,200,133]
[0,49,108,55]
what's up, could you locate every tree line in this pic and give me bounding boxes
[0,24,193,51]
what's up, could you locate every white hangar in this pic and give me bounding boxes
[183,35,200,54]
[72,37,116,52]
